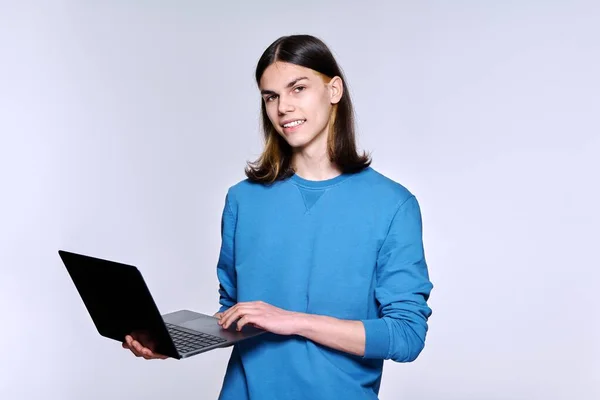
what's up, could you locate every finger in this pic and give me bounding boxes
[128,345,142,357]
[141,347,166,360]
[221,309,245,329]
[131,340,146,356]
[125,336,143,357]
[130,348,142,357]
[220,304,260,328]
[236,315,253,331]
[218,308,235,328]
[223,308,260,330]
[131,339,141,351]
[219,305,239,322]
[124,338,139,354]
[220,302,255,321]
[142,348,155,360]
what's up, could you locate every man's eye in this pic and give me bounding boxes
[266,95,277,102]
[294,86,306,93]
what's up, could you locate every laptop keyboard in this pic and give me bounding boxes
[165,323,228,353]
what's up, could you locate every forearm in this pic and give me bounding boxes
[293,313,365,357]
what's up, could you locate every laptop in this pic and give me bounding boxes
[58,249,265,359]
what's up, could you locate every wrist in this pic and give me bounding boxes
[291,312,314,336]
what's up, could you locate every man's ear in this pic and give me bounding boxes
[329,76,343,104]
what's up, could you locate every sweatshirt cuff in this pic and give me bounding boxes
[361,318,390,359]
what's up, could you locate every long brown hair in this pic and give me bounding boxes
[245,35,371,184]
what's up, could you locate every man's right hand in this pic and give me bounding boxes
[123,312,224,359]
[122,334,168,360]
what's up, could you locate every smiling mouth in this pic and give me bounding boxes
[282,119,306,128]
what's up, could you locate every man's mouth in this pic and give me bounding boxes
[282,119,306,128]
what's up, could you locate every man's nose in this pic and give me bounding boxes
[278,95,295,115]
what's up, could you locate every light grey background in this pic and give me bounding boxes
[1,1,598,399]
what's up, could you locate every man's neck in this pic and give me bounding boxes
[292,150,341,181]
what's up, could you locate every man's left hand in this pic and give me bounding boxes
[218,301,301,336]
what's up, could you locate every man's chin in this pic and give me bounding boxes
[285,137,310,150]
[282,130,326,152]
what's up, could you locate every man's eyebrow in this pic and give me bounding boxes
[260,77,309,95]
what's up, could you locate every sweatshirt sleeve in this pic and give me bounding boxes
[361,195,433,362]
[216,193,238,313]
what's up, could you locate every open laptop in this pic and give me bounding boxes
[58,249,264,359]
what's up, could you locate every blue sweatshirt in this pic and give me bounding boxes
[216,166,433,400]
